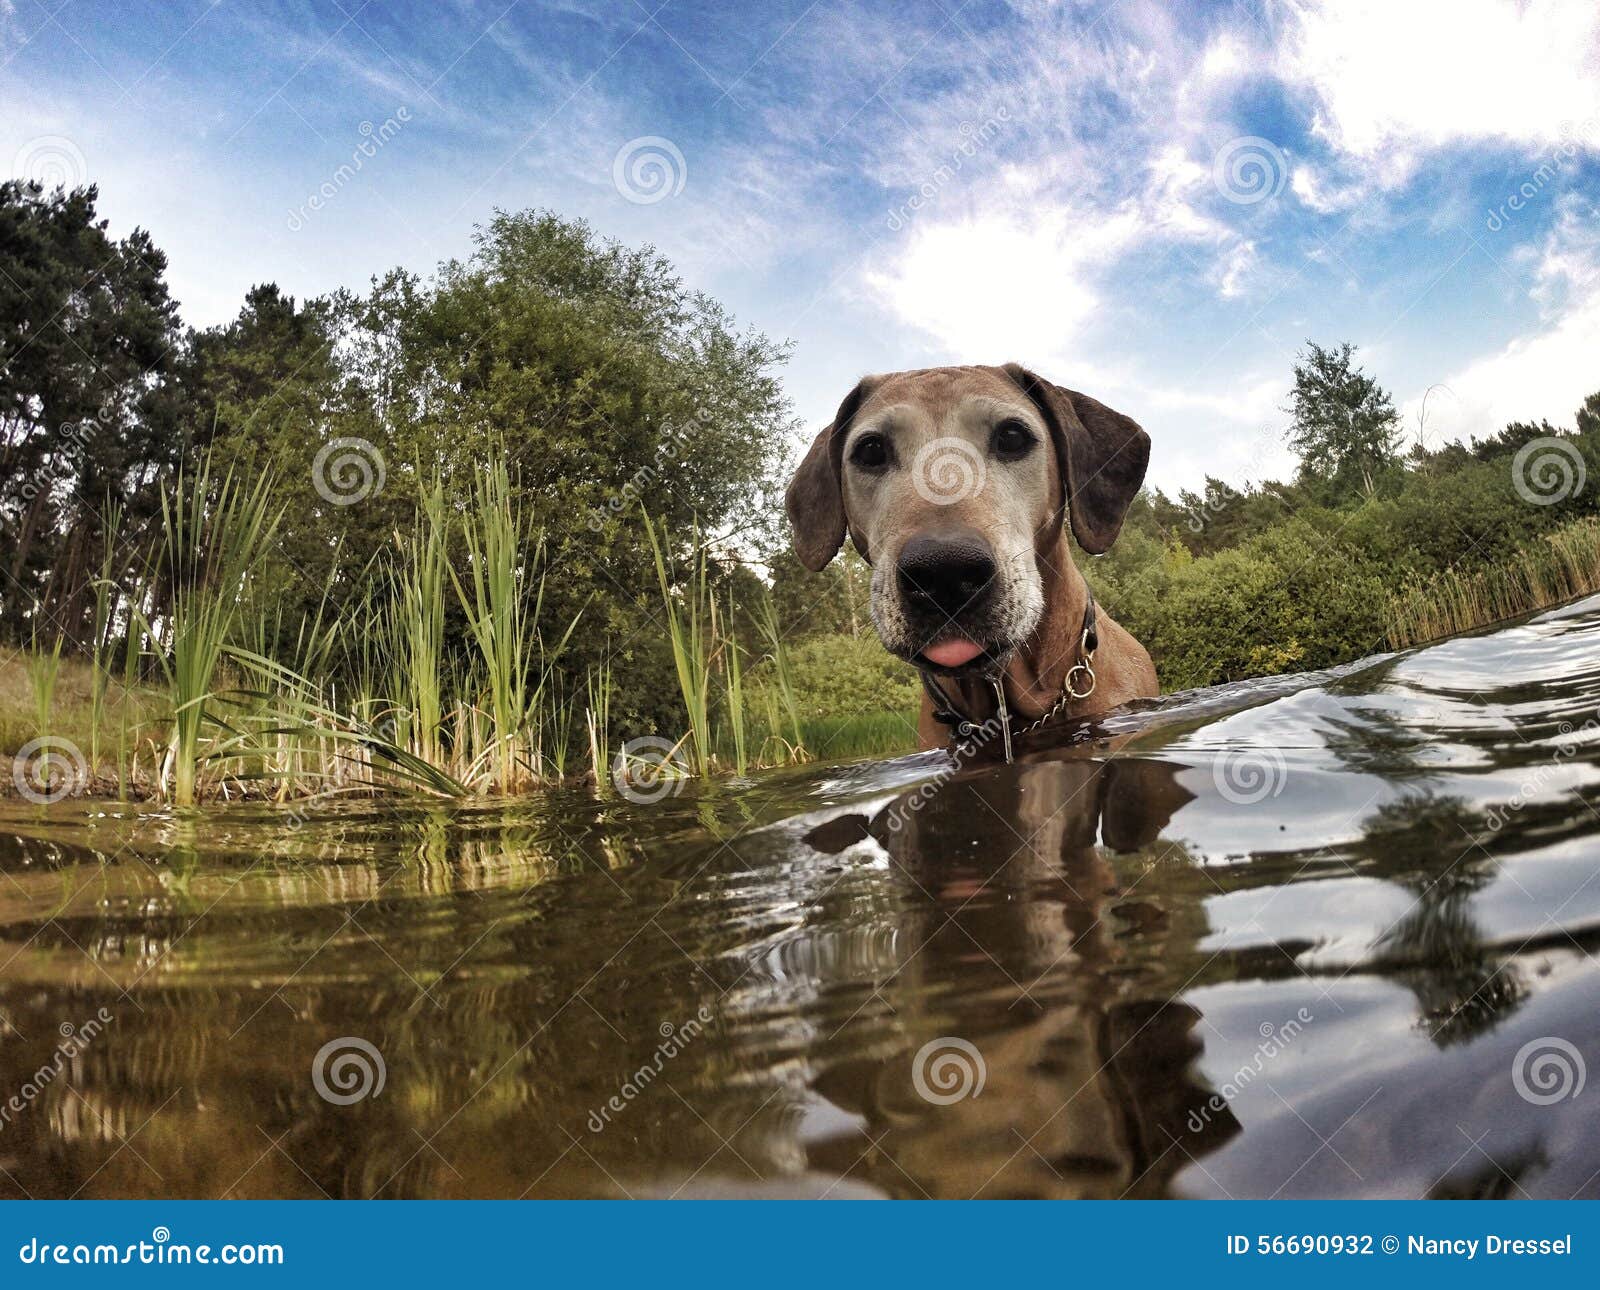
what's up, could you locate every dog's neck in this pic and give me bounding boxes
[941,529,1092,723]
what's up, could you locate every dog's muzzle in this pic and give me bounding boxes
[896,531,998,620]
[891,529,1007,671]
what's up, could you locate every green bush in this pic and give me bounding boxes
[1093,518,1390,690]
[751,632,920,723]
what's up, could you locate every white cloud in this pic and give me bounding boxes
[1280,0,1600,161]
[862,204,1142,369]
[1403,199,1600,442]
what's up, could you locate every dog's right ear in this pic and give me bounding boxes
[785,377,877,571]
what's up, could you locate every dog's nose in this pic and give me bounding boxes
[896,533,998,617]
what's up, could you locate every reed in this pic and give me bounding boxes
[4,467,869,807]
[645,512,716,777]
[1387,516,1600,648]
[87,504,122,777]
[24,629,65,794]
[453,460,526,789]
[584,661,613,788]
[390,479,449,769]
[144,460,282,806]
[753,591,806,760]
[26,630,63,743]
[719,589,749,775]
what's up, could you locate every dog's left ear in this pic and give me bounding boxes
[1002,363,1150,554]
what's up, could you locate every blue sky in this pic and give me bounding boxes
[5,0,1600,492]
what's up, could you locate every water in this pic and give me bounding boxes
[3,597,1600,1199]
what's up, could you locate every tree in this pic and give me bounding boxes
[1576,390,1600,439]
[351,210,797,733]
[1285,341,1403,502]
[185,283,388,646]
[0,181,184,642]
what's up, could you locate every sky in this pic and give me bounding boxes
[4,0,1600,494]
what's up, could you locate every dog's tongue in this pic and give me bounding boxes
[923,637,984,668]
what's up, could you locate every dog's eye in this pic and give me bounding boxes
[850,434,891,470]
[992,419,1035,459]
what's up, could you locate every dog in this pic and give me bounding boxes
[785,363,1157,750]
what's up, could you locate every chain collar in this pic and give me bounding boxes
[919,588,1099,762]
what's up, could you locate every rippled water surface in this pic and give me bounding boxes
[4,597,1600,1198]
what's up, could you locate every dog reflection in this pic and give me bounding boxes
[804,754,1231,1198]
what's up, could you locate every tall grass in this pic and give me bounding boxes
[143,461,282,805]
[6,464,876,807]
[390,479,449,769]
[637,510,848,783]
[26,628,63,744]
[1387,516,1600,648]
[451,459,583,791]
[87,503,121,777]
[645,513,716,777]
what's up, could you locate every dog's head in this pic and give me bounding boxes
[785,364,1149,676]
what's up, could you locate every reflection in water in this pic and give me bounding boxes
[2,597,1600,1196]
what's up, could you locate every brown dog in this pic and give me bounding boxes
[785,364,1157,749]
